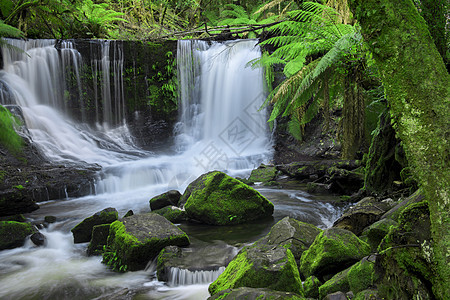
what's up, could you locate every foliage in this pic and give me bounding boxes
[0,105,23,155]
[253,1,369,157]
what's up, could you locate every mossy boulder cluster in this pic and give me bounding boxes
[208,189,435,299]
[103,213,190,271]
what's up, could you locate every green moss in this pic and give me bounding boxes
[248,165,277,183]
[103,215,190,272]
[318,267,350,299]
[0,221,34,250]
[152,206,187,223]
[209,247,303,296]
[0,105,23,155]
[347,259,375,294]
[300,228,371,279]
[184,171,274,225]
[303,276,321,298]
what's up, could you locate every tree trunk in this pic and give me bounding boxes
[348,0,450,298]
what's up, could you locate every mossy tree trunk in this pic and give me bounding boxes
[348,0,450,298]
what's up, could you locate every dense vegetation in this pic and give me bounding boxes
[0,0,449,298]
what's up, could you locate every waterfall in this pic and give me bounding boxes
[0,38,141,165]
[167,267,226,286]
[0,38,272,210]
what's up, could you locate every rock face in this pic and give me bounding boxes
[157,244,237,282]
[103,213,190,272]
[208,287,305,300]
[71,207,118,243]
[208,243,304,296]
[333,197,393,235]
[183,171,274,225]
[300,228,370,279]
[87,224,110,256]
[255,217,322,261]
[0,221,34,250]
[248,164,278,183]
[150,190,181,211]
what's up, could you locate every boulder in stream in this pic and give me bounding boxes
[30,232,46,246]
[0,220,35,250]
[150,190,181,211]
[208,243,304,296]
[71,207,118,243]
[152,206,188,223]
[87,224,110,256]
[103,213,190,272]
[255,216,322,262]
[182,171,274,225]
[299,228,370,279]
[248,164,278,183]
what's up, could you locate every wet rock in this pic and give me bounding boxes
[303,276,322,298]
[278,160,360,180]
[248,164,278,183]
[360,218,398,252]
[152,206,188,223]
[87,224,110,256]
[381,189,424,221]
[123,210,134,218]
[182,171,274,225]
[150,190,181,211]
[30,232,46,246]
[255,216,322,261]
[0,214,26,222]
[307,182,332,194]
[0,189,39,217]
[324,291,347,300]
[208,287,305,300]
[156,244,236,282]
[300,228,370,280]
[327,166,364,195]
[0,221,34,250]
[375,201,434,299]
[333,197,393,235]
[71,207,118,243]
[44,216,57,223]
[103,213,190,272]
[208,243,304,296]
[318,267,351,299]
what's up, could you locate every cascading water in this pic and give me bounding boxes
[0,38,345,299]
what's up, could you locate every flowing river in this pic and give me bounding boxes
[0,38,344,299]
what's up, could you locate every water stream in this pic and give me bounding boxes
[0,39,345,299]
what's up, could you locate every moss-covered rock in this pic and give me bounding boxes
[360,218,398,252]
[71,207,118,243]
[152,206,188,223]
[208,244,304,296]
[248,164,278,183]
[333,197,393,235]
[150,190,181,211]
[103,213,190,272]
[0,221,34,250]
[381,189,424,221]
[183,171,274,225]
[318,267,351,299]
[255,217,322,261]
[303,276,322,298]
[347,256,376,294]
[300,228,370,279]
[375,201,435,299]
[354,289,381,300]
[87,224,110,256]
[208,287,306,300]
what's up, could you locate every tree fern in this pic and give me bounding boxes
[255,1,368,157]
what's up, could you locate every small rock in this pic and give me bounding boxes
[150,190,181,211]
[31,232,46,246]
[44,216,57,223]
[71,207,118,243]
[123,210,134,218]
[0,221,34,250]
[87,224,110,256]
[324,291,348,300]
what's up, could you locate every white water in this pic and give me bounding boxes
[168,267,226,286]
[0,38,277,299]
